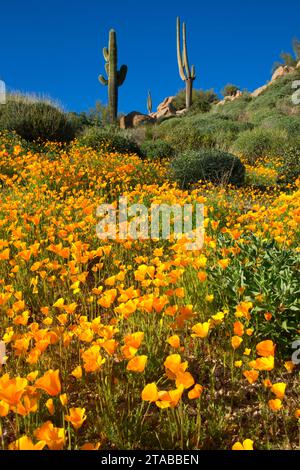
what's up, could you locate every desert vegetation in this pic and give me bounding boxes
[0,17,299,452]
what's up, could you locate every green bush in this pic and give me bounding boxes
[212,94,253,121]
[221,84,241,97]
[157,114,252,152]
[277,140,300,184]
[172,149,245,188]
[231,127,287,164]
[78,126,142,156]
[261,114,300,135]
[140,140,174,159]
[0,96,76,142]
[173,89,218,113]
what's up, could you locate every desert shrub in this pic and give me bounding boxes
[140,140,174,159]
[159,115,252,152]
[78,126,142,156]
[261,114,300,135]
[165,125,216,152]
[173,88,218,112]
[0,96,76,142]
[231,127,287,164]
[155,117,182,136]
[212,94,253,120]
[247,69,300,115]
[277,140,300,184]
[272,37,300,70]
[172,148,245,188]
[221,84,241,97]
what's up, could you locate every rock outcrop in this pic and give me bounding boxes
[251,84,268,98]
[251,65,296,98]
[217,90,243,106]
[271,65,295,81]
[150,96,177,120]
[120,111,155,129]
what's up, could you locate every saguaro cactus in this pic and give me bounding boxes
[176,17,196,109]
[99,29,128,124]
[147,91,153,114]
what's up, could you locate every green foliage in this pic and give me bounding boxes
[157,114,252,152]
[0,96,76,142]
[140,140,174,160]
[277,140,300,184]
[172,148,245,188]
[68,101,110,135]
[231,127,287,164]
[173,89,218,113]
[212,94,253,120]
[272,37,300,71]
[260,113,300,135]
[222,84,241,97]
[78,126,141,156]
[210,235,300,357]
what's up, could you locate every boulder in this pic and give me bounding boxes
[120,111,155,129]
[271,65,294,82]
[176,108,187,116]
[150,96,177,120]
[251,84,268,98]
[217,90,243,105]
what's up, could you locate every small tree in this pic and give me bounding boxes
[222,84,241,97]
[272,37,300,71]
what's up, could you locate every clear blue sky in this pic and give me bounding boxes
[1,0,300,114]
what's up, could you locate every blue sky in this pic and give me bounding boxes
[1,0,300,114]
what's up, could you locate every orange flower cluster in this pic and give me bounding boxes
[0,137,298,450]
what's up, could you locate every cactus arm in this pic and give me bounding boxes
[177,17,186,81]
[182,22,191,78]
[117,65,128,86]
[147,90,153,114]
[99,74,108,86]
[191,64,196,80]
[103,47,109,61]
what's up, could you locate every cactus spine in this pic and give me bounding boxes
[147,91,153,114]
[176,17,196,109]
[99,29,128,124]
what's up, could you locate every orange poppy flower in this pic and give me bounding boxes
[35,369,61,397]
[65,407,87,430]
[127,355,147,373]
[8,436,46,451]
[34,421,66,450]
[256,340,275,357]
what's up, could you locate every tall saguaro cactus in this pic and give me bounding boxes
[99,29,128,124]
[176,17,196,109]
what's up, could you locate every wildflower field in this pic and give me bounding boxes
[0,135,299,451]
